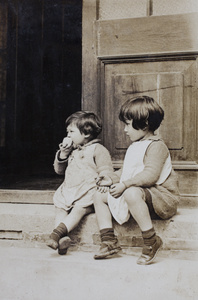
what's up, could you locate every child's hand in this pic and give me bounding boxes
[96,175,112,187]
[109,183,125,198]
[96,175,112,193]
[97,186,109,193]
[60,137,73,149]
[59,137,73,159]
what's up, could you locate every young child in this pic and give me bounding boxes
[47,111,116,255]
[94,96,180,265]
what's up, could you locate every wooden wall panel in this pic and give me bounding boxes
[153,0,198,16]
[114,73,158,149]
[183,60,197,162]
[99,0,147,20]
[159,73,183,149]
[82,0,99,113]
[97,13,198,58]
[102,57,198,165]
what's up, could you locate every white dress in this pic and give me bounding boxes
[108,139,172,224]
[53,143,99,210]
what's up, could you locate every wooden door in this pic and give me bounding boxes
[0,0,82,180]
[82,0,198,195]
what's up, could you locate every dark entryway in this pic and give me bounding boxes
[0,0,82,189]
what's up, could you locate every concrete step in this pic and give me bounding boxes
[0,201,198,253]
[0,189,198,207]
[0,189,55,204]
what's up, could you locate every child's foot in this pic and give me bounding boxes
[58,236,72,255]
[137,235,163,265]
[46,237,58,250]
[94,241,121,259]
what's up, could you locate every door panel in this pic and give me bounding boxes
[102,58,197,163]
[114,73,158,149]
[159,72,183,149]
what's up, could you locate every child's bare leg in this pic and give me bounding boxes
[47,207,69,251]
[123,187,152,231]
[47,205,93,254]
[61,205,93,232]
[57,206,93,255]
[94,191,113,229]
[123,186,163,265]
[93,191,121,259]
[55,207,68,227]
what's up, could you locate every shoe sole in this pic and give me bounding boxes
[58,237,71,255]
[94,248,121,260]
[137,240,163,265]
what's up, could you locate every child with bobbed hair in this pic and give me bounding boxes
[94,96,180,265]
[47,111,117,255]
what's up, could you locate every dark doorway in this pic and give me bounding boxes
[0,0,82,189]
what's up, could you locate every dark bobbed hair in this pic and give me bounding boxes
[65,111,102,140]
[119,96,164,132]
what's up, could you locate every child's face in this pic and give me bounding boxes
[67,123,87,146]
[124,120,149,142]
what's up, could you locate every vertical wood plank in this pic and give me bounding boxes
[82,0,99,114]
[159,73,183,149]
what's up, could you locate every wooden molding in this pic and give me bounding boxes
[98,52,198,63]
[113,161,198,170]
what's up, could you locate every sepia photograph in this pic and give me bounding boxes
[0,0,198,299]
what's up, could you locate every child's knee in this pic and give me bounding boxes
[71,205,87,216]
[75,206,94,218]
[123,187,144,204]
[55,207,68,217]
[93,191,108,205]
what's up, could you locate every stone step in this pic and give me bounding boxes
[0,202,198,252]
[0,189,54,204]
[0,189,198,207]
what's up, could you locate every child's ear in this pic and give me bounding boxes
[143,121,149,131]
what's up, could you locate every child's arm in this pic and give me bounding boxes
[94,144,120,191]
[123,141,170,188]
[53,137,73,175]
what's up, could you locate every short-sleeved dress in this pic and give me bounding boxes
[108,136,180,225]
[53,139,114,211]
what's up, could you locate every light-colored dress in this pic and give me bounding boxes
[108,136,180,224]
[53,139,114,211]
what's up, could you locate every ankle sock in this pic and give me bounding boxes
[50,223,68,243]
[100,228,117,243]
[142,227,156,246]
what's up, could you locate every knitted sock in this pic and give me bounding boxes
[100,228,117,243]
[142,227,156,246]
[50,223,68,243]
